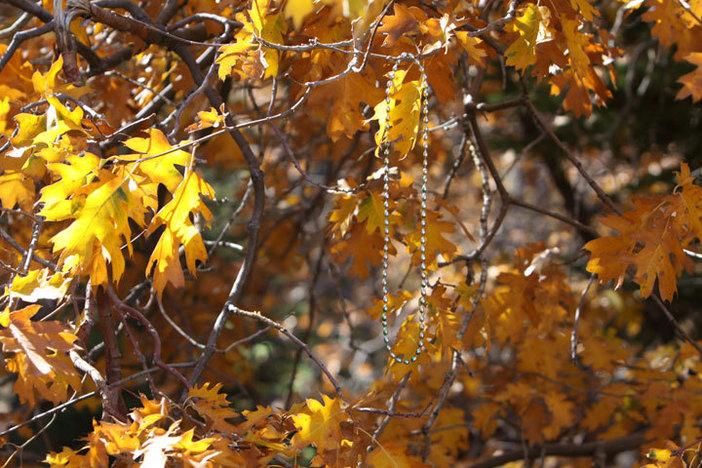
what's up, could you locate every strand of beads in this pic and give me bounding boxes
[380,54,429,365]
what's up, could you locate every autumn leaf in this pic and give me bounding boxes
[291,394,351,451]
[146,168,215,296]
[569,0,598,21]
[0,305,81,405]
[186,382,239,433]
[367,442,429,467]
[676,52,702,102]
[42,170,143,285]
[585,163,702,301]
[406,209,457,268]
[369,69,426,159]
[185,107,228,133]
[505,5,552,70]
[119,128,190,193]
[455,31,487,66]
[378,4,421,46]
[561,18,591,77]
[328,193,359,238]
[4,268,71,303]
[284,0,317,29]
[0,171,34,211]
[645,441,686,468]
[3,0,702,466]
[217,0,286,80]
[331,220,401,279]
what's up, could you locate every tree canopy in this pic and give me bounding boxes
[1,0,702,466]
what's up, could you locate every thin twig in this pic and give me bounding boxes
[0,11,31,39]
[571,275,594,362]
[0,227,57,271]
[0,362,196,438]
[220,326,272,354]
[227,306,345,400]
[109,88,312,166]
[651,294,702,357]
[155,294,206,350]
[285,248,325,408]
[468,433,648,468]
[367,372,411,454]
[524,98,621,215]
[510,199,598,235]
[105,70,177,107]
[184,44,267,390]
[108,286,191,390]
[0,21,54,75]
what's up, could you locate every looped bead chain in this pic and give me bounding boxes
[380,54,430,365]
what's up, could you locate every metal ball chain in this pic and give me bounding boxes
[381,54,430,365]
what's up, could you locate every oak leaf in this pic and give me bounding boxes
[0,305,81,405]
[676,53,702,102]
[367,442,428,467]
[505,5,552,70]
[291,394,351,451]
[146,168,215,296]
[186,382,239,433]
[217,0,286,80]
[4,269,71,303]
[377,4,421,46]
[369,69,425,159]
[585,163,702,301]
[119,129,190,193]
[41,170,143,285]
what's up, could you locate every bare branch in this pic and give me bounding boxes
[467,433,648,468]
[226,306,345,401]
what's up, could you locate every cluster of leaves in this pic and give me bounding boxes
[1,0,702,466]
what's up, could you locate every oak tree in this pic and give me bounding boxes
[1,0,702,466]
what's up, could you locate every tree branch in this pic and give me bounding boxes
[467,433,647,468]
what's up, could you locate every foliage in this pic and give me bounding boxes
[0,0,702,466]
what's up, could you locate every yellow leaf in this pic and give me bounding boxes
[357,192,388,234]
[328,194,359,238]
[185,107,228,133]
[120,129,190,193]
[367,442,428,467]
[43,173,139,285]
[45,447,87,467]
[505,5,551,71]
[369,69,425,158]
[32,56,64,96]
[217,0,286,80]
[561,18,591,77]
[455,31,487,66]
[291,394,349,451]
[40,152,101,213]
[569,0,598,21]
[146,169,215,296]
[0,96,10,135]
[284,0,317,29]
[5,269,71,303]
[0,171,34,210]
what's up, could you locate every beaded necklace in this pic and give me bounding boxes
[380,54,429,365]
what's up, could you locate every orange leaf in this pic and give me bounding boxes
[0,305,81,405]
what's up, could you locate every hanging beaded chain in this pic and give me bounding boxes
[380,54,430,365]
